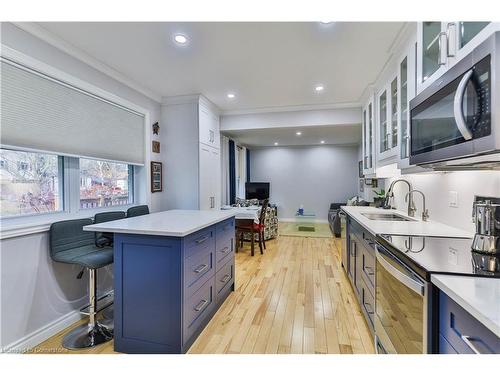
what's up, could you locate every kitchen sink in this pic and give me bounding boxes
[361,212,415,221]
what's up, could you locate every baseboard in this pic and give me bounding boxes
[1,310,83,353]
[279,218,329,224]
[2,288,114,353]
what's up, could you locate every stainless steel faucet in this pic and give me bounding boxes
[384,179,416,217]
[406,189,430,221]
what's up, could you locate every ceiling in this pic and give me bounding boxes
[222,124,361,148]
[36,22,406,111]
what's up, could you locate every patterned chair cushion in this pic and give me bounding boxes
[234,198,260,207]
[242,206,278,241]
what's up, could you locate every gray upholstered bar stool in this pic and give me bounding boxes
[49,218,114,349]
[126,205,149,217]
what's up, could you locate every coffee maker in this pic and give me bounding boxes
[472,196,500,254]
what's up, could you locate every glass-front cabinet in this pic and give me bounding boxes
[378,89,388,153]
[377,77,398,161]
[399,57,409,160]
[417,21,497,94]
[362,96,375,175]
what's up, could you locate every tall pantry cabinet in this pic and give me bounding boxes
[162,95,221,210]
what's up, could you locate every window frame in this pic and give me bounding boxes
[0,148,65,219]
[0,147,139,228]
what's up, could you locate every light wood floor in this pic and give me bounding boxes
[32,233,374,354]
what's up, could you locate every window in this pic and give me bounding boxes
[79,158,133,209]
[0,149,62,217]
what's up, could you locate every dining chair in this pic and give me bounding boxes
[236,199,269,256]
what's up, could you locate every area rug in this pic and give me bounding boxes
[279,222,334,238]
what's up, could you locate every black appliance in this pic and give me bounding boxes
[245,182,270,200]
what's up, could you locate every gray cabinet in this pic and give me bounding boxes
[345,215,376,335]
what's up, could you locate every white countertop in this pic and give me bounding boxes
[341,206,473,238]
[431,274,500,337]
[83,209,236,237]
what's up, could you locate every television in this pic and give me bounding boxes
[245,182,270,200]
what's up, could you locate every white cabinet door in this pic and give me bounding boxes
[199,105,213,147]
[362,96,376,176]
[199,144,213,210]
[199,103,220,149]
[199,144,221,210]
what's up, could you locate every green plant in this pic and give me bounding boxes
[373,188,386,198]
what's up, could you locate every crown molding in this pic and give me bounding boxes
[11,22,162,103]
[221,101,361,116]
[161,94,221,114]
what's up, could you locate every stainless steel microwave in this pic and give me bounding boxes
[409,31,500,170]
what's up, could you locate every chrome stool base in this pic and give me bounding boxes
[62,321,113,350]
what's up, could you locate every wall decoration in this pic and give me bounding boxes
[359,179,364,192]
[152,140,160,153]
[152,121,160,135]
[151,161,163,193]
[358,160,364,178]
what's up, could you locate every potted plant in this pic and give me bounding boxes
[372,189,386,208]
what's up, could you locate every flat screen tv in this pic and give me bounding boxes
[245,182,270,200]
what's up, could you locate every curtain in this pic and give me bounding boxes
[236,145,247,199]
[229,139,236,205]
[220,136,231,206]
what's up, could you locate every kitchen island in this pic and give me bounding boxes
[84,210,236,354]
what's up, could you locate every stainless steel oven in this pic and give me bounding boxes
[374,244,429,354]
[409,31,500,169]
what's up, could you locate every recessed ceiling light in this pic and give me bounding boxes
[227,93,235,99]
[174,34,188,45]
[274,142,279,146]
[315,85,324,92]
[296,131,302,136]
[320,140,325,144]
[320,21,332,24]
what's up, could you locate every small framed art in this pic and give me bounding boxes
[151,161,163,193]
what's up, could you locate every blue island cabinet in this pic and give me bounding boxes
[113,217,235,353]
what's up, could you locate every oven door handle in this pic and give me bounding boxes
[453,69,474,141]
[376,247,425,296]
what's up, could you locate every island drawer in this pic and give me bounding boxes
[183,277,215,342]
[360,244,375,288]
[184,227,215,259]
[215,258,234,297]
[439,290,500,354]
[359,276,375,332]
[215,234,234,269]
[184,247,214,299]
[216,217,235,239]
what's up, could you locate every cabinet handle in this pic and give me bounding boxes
[195,236,209,244]
[194,264,208,274]
[460,335,484,354]
[364,265,375,276]
[194,299,209,312]
[447,22,457,57]
[364,301,374,315]
[438,31,448,66]
[220,246,230,254]
[220,274,231,283]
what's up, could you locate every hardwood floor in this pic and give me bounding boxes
[32,234,374,354]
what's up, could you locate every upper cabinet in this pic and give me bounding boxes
[199,102,220,149]
[417,22,497,93]
[376,75,398,162]
[362,96,376,175]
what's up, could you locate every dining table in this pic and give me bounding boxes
[221,205,262,254]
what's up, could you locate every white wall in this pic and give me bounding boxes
[387,171,500,233]
[250,145,359,221]
[0,23,165,351]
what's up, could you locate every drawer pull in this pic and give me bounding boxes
[194,299,209,312]
[220,246,230,254]
[195,236,209,244]
[364,301,374,315]
[194,264,208,274]
[364,266,375,276]
[220,274,231,283]
[461,335,483,354]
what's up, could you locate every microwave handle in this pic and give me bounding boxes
[453,69,474,141]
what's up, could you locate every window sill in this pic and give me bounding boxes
[0,204,138,240]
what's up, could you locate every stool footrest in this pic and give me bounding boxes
[80,291,114,316]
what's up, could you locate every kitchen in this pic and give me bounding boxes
[0,2,499,374]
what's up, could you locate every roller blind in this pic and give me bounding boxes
[0,59,145,165]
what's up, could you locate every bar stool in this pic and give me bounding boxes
[49,219,114,349]
[126,205,149,217]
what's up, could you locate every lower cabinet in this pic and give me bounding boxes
[114,217,235,353]
[438,290,500,354]
[345,216,376,335]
